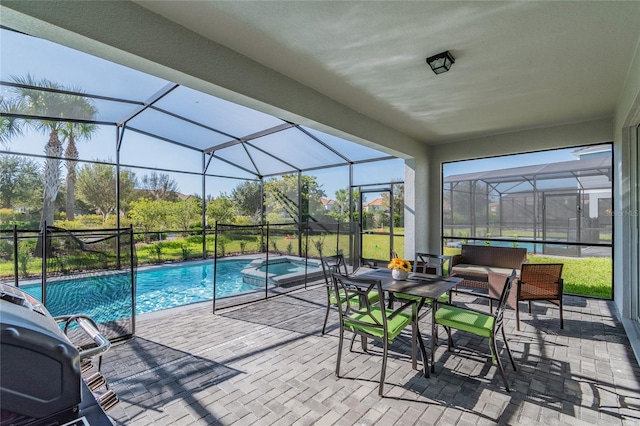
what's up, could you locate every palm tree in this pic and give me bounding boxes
[11,74,79,229]
[0,96,26,146]
[61,120,97,220]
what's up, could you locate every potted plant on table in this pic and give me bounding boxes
[388,255,411,280]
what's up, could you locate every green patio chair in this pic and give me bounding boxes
[332,273,428,397]
[320,254,379,335]
[434,270,518,391]
[413,252,452,277]
[390,253,453,360]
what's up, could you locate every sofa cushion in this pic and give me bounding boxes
[451,264,518,280]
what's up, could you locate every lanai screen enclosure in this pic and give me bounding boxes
[443,145,613,258]
[0,26,406,255]
[0,26,411,337]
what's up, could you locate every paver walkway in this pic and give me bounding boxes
[101,283,640,425]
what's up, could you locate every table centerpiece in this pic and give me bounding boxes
[388,255,411,280]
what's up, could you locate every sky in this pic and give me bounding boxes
[442,148,579,178]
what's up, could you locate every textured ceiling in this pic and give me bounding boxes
[133,1,640,145]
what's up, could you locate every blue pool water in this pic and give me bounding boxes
[20,260,256,321]
[259,262,307,275]
[457,240,578,253]
[457,240,544,252]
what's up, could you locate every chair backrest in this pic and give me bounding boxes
[460,245,527,269]
[413,252,452,276]
[492,270,518,330]
[520,263,563,283]
[331,273,386,335]
[321,254,349,286]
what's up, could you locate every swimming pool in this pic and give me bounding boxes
[20,259,257,322]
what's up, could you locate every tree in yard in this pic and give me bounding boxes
[168,198,201,236]
[0,155,42,211]
[10,75,96,229]
[0,97,26,146]
[76,162,136,222]
[231,180,263,222]
[128,198,172,242]
[330,188,360,222]
[61,118,97,220]
[264,174,325,223]
[381,182,405,227]
[206,195,236,226]
[139,171,179,201]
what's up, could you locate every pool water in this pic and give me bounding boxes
[20,260,256,321]
[259,262,307,275]
[135,260,255,313]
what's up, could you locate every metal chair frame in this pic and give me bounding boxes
[320,254,350,335]
[435,270,518,391]
[332,273,429,397]
[413,252,452,276]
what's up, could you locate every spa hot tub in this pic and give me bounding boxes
[240,256,324,286]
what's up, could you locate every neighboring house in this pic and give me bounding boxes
[572,145,613,222]
[364,198,385,212]
[320,197,335,212]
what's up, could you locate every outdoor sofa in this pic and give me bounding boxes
[450,244,527,291]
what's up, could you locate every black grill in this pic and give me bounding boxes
[0,283,117,425]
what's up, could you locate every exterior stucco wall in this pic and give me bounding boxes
[613,36,640,360]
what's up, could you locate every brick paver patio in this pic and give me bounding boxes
[101,281,640,425]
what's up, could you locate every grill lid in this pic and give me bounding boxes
[0,283,82,419]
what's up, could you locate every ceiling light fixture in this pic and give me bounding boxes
[426,51,455,74]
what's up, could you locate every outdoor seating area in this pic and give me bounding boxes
[1,3,639,425]
[100,281,640,425]
[451,245,528,291]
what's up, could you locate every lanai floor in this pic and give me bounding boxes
[100,278,640,425]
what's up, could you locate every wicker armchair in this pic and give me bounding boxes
[514,263,564,331]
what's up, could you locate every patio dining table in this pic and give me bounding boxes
[355,268,463,372]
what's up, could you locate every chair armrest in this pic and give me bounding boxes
[451,254,463,266]
[462,292,500,304]
[387,299,415,320]
[440,304,494,317]
[453,288,498,302]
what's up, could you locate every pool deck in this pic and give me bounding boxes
[101,277,640,425]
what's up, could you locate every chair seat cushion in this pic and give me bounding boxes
[330,290,379,306]
[435,305,494,338]
[345,306,412,341]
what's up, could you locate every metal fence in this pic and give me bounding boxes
[1,221,360,320]
[211,221,359,311]
[1,225,136,342]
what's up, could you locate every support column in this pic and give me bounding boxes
[405,150,430,259]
